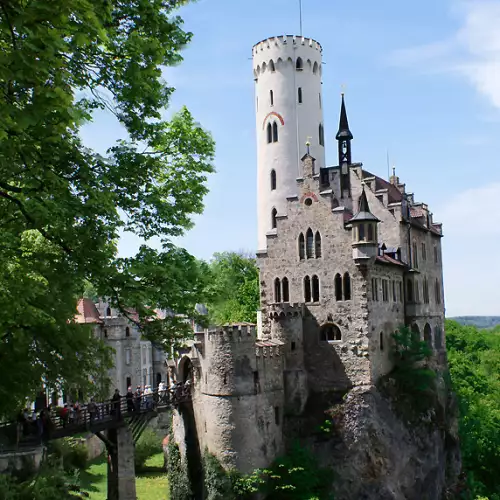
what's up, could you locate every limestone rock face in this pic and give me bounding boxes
[310,385,461,500]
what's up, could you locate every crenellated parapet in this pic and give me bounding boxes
[268,302,304,320]
[207,323,256,344]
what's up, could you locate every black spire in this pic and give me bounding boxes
[336,93,353,141]
[349,186,380,223]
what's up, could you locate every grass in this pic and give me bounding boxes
[80,453,169,500]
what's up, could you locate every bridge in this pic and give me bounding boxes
[0,387,190,500]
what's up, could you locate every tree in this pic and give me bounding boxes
[0,0,214,417]
[203,252,260,325]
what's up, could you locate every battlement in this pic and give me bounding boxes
[255,339,284,358]
[207,323,257,343]
[268,302,304,320]
[253,35,322,54]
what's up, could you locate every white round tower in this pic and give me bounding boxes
[253,35,325,250]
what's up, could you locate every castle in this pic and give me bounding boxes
[171,35,447,480]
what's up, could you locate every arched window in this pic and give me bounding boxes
[125,326,130,337]
[319,124,324,146]
[435,279,441,304]
[414,280,420,303]
[358,224,365,242]
[298,233,305,260]
[312,275,320,302]
[424,324,432,349]
[380,332,384,351]
[343,273,351,300]
[434,326,442,349]
[411,323,420,341]
[314,231,322,258]
[304,276,311,302]
[272,121,278,142]
[267,123,272,143]
[274,278,281,302]
[282,277,289,302]
[367,224,374,241]
[407,279,414,302]
[269,60,275,72]
[313,61,319,74]
[298,87,303,104]
[270,169,276,190]
[106,306,111,317]
[306,228,314,258]
[270,89,274,106]
[421,242,427,261]
[335,273,343,301]
[320,324,341,342]
[271,208,277,229]
[423,277,429,304]
[296,57,303,70]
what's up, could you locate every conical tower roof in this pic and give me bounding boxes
[349,187,380,223]
[336,93,353,141]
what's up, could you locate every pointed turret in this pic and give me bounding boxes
[336,93,353,198]
[336,93,353,141]
[348,186,380,262]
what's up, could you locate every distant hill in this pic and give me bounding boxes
[450,316,500,329]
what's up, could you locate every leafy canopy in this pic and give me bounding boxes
[203,252,260,325]
[0,0,214,416]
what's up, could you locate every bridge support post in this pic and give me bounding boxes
[102,426,137,500]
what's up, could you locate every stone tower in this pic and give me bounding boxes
[253,36,325,250]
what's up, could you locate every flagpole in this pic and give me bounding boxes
[299,0,303,36]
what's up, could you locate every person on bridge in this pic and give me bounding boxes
[87,398,97,425]
[126,387,135,413]
[111,389,121,419]
[134,386,142,411]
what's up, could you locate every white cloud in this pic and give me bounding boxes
[437,183,500,316]
[388,0,500,109]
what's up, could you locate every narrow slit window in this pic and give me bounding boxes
[298,87,303,104]
[312,275,320,302]
[343,273,351,300]
[274,278,281,302]
[380,332,384,351]
[270,89,274,106]
[319,124,324,146]
[272,121,278,142]
[267,123,272,144]
[304,276,311,302]
[270,169,276,190]
[298,233,305,260]
[282,277,289,302]
[335,273,343,301]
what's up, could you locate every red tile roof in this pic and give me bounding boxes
[410,207,425,218]
[376,255,406,267]
[75,298,102,324]
[362,170,403,204]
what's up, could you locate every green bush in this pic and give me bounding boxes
[167,433,192,500]
[135,427,162,471]
[203,450,236,500]
[48,437,88,472]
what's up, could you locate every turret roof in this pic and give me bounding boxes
[349,187,380,223]
[336,94,353,141]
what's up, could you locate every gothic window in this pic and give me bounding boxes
[269,60,275,72]
[296,57,303,70]
[411,323,420,341]
[412,241,419,268]
[126,376,131,389]
[380,332,384,351]
[368,224,374,241]
[315,231,322,258]
[125,326,130,337]
[298,233,305,260]
[407,279,413,302]
[271,208,277,229]
[267,123,272,144]
[270,89,274,106]
[106,306,111,317]
[423,277,429,304]
[424,323,432,349]
[306,228,314,258]
[282,277,289,302]
[304,276,311,302]
[434,326,442,349]
[435,279,441,304]
[358,223,365,242]
[372,278,379,301]
[320,324,342,342]
[319,123,324,146]
[313,61,319,74]
[272,121,278,142]
[421,242,427,261]
[343,273,351,301]
[433,245,439,264]
[414,280,420,303]
[335,273,343,301]
[270,169,276,190]
[298,87,303,103]
[392,281,397,302]
[274,278,281,302]
[312,275,320,302]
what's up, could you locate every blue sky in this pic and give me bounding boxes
[81,0,500,317]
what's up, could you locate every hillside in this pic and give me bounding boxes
[450,316,500,329]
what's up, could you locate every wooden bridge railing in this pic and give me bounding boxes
[0,384,191,452]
